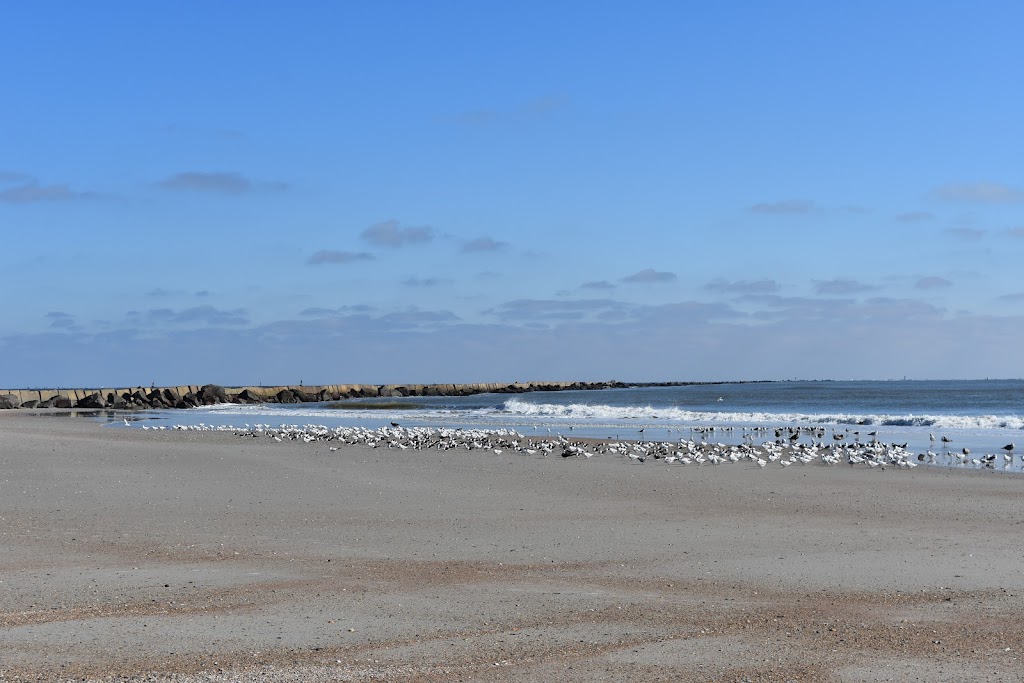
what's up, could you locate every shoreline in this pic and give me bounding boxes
[2,412,1022,681]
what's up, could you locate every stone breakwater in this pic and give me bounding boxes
[0,380,631,411]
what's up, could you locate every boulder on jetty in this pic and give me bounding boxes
[290,388,317,402]
[199,384,229,405]
[237,389,264,403]
[77,392,106,409]
[0,393,21,409]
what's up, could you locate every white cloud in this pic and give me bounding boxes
[944,227,986,241]
[621,269,676,284]
[402,277,452,287]
[307,250,374,265]
[461,236,509,252]
[813,279,877,295]
[935,182,1024,203]
[361,220,434,247]
[157,171,287,195]
[705,279,780,294]
[748,200,814,214]
[915,276,953,290]
[0,182,94,203]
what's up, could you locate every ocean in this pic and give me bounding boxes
[124,379,1024,469]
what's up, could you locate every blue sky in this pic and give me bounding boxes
[2,1,1023,387]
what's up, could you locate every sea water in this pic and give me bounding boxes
[121,379,1023,465]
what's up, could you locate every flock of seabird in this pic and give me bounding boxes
[139,422,1019,472]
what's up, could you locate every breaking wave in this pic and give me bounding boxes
[500,399,1024,430]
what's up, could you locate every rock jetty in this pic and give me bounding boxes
[0,380,631,411]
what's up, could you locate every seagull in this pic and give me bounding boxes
[1002,443,1014,454]
[123,418,130,426]
[390,422,400,428]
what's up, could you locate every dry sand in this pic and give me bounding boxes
[1,412,1023,682]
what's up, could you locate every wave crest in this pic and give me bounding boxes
[500,399,1024,430]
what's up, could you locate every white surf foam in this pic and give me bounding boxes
[500,399,1024,430]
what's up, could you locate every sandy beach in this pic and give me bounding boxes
[1,412,1022,682]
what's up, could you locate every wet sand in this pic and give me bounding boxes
[1,412,1022,682]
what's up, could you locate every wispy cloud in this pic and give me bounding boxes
[453,94,567,127]
[360,219,434,247]
[307,250,374,265]
[146,288,180,297]
[944,227,986,241]
[621,268,676,284]
[935,182,1024,203]
[125,306,249,327]
[580,280,615,290]
[379,309,461,327]
[277,308,459,330]
[157,171,287,195]
[485,298,626,322]
[705,279,780,294]
[747,294,944,325]
[748,199,814,215]
[298,305,376,316]
[630,301,742,324]
[402,276,452,287]
[915,276,952,289]
[0,181,94,204]
[0,171,34,184]
[895,211,935,223]
[45,311,78,329]
[813,279,877,295]
[1006,227,1024,239]
[461,236,509,252]
[995,292,1024,302]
